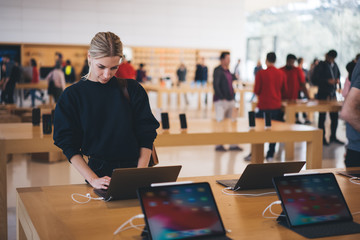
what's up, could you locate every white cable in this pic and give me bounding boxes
[114,214,145,235]
[222,187,276,197]
[117,224,146,232]
[71,193,104,204]
[353,211,360,215]
[350,177,360,185]
[262,200,284,219]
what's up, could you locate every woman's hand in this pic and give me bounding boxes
[70,155,111,190]
[89,176,111,189]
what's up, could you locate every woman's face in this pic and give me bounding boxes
[88,55,121,84]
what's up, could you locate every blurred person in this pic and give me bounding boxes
[176,63,187,86]
[195,57,208,87]
[312,50,343,145]
[136,63,147,83]
[115,55,136,79]
[308,58,319,86]
[213,51,242,152]
[254,60,263,77]
[80,59,89,79]
[281,54,310,124]
[29,58,44,107]
[297,57,309,83]
[0,55,18,104]
[176,63,188,105]
[233,59,241,81]
[343,54,360,98]
[55,52,65,67]
[346,53,360,83]
[340,60,360,167]
[46,61,66,103]
[253,52,287,161]
[297,57,311,124]
[195,57,208,104]
[63,60,76,83]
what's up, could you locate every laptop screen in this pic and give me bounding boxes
[138,182,227,240]
[273,173,353,227]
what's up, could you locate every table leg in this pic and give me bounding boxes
[239,91,244,117]
[0,141,7,240]
[17,196,27,240]
[285,143,294,160]
[285,107,296,124]
[198,92,202,110]
[306,130,323,169]
[157,91,163,109]
[177,92,181,108]
[251,144,264,164]
[49,95,54,104]
[19,89,24,107]
[285,107,295,160]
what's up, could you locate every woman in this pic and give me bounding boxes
[53,32,159,189]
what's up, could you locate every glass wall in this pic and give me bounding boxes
[245,0,360,82]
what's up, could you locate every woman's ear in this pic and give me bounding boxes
[87,52,91,65]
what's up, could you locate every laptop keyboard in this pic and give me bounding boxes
[292,221,360,238]
[217,179,238,188]
[93,188,107,198]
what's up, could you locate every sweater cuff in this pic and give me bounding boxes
[63,148,83,163]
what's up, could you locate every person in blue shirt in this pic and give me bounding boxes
[340,60,360,167]
[53,32,159,190]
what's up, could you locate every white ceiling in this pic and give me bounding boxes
[245,0,307,12]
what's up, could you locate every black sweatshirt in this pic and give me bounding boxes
[53,77,159,164]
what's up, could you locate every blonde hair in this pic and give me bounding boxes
[85,32,123,78]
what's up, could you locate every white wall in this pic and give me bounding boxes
[0,0,246,68]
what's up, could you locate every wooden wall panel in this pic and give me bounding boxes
[22,44,89,81]
[132,47,225,85]
[2,43,225,84]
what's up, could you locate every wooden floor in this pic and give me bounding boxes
[6,91,347,240]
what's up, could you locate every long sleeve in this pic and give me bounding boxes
[213,67,225,99]
[281,72,288,99]
[254,71,262,96]
[53,89,83,161]
[53,78,159,162]
[127,80,160,149]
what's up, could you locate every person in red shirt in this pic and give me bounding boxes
[115,56,136,79]
[253,52,287,160]
[29,58,44,107]
[281,54,310,124]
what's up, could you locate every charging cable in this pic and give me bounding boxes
[222,187,276,197]
[71,193,106,204]
[114,214,145,235]
[349,177,360,185]
[262,200,284,219]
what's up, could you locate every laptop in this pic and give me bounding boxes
[93,165,182,201]
[273,173,360,238]
[337,170,360,179]
[216,161,305,190]
[137,182,232,240]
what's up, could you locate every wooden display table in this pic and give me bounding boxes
[282,100,343,124]
[16,168,360,240]
[143,83,253,117]
[142,84,213,110]
[0,119,322,239]
[282,100,342,160]
[16,82,72,106]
